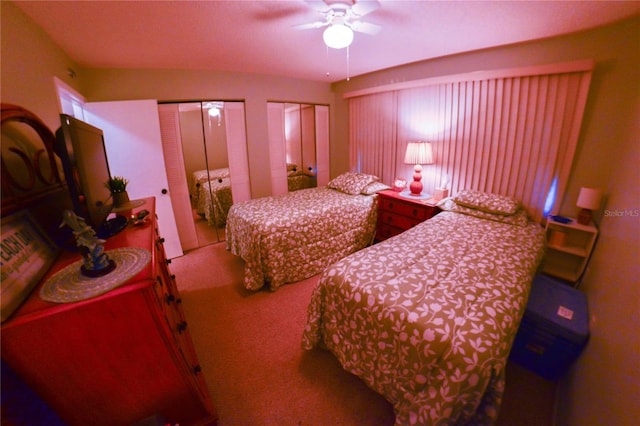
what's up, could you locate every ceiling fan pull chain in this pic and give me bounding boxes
[325,44,331,79]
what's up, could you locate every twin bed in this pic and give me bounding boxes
[192,165,318,228]
[302,191,545,425]
[226,172,388,291]
[226,172,545,424]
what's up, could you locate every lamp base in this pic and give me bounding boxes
[408,181,423,196]
[408,164,423,195]
[577,208,592,225]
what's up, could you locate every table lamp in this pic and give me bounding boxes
[576,187,602,225]
[404,141,433,196]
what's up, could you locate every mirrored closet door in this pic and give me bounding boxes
[158,101,250,250]
[284,103,317,192]
[267,102,329,196]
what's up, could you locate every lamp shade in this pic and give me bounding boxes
[576,187,602,210]
[404,142,433,165]
[323,24,354,49]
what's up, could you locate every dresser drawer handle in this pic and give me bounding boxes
[166,259,172,265]
[193,365,202,374]
[412,209,418,217]
[158,237,165,244]
[177,321,188,333]
[166,294,175,304]
[156,276,163,287]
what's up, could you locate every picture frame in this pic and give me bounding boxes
[1,210,59,322]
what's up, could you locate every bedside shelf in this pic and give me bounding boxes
[547,242,589,257]
[542,217,598,283]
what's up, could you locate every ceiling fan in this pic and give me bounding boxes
[294,0,382,49]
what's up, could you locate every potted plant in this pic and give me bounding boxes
[105,176,130,207]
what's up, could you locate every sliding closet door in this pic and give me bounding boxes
[224,102,251,202]
[157,103,199,251]
[267,102,288,196]
[267,102,329,192]
[315,105,330,186]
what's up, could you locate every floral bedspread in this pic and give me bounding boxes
[287,172,316,192]
[191,168,229,195]
[225,187,378,291]
[191,168,230,212]
[196,178,233,227]
[302,211,545,425]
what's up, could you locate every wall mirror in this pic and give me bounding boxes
[176,101,232,246]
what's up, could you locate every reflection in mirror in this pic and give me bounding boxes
[284,103,318,192]
[177,101,231,246]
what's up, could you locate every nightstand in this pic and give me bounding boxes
[375,189,440,242]
[542,217,598,284]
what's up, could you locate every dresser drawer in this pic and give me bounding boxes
[379,211,423,230]
[379,197,429,220]
[376,223,405,240]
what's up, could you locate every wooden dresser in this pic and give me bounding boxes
[1,198,217,425]
[376,189,440,242]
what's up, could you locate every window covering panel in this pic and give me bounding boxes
[349,91,398,185]
[349,62,592,222]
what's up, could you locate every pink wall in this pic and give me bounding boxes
[0,1,81,131]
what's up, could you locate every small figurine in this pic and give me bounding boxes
[61,210,116,277]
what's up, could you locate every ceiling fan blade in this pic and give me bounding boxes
[304,0,331,13]
[293,21,328,30]
[351,0,381,17]
[349,20,381,35]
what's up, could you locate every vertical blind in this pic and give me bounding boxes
[348,61,593,222]
[349,91,398,186]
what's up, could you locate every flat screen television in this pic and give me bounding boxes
[54,114,127,238]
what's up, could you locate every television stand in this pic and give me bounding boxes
[1,197,217,424]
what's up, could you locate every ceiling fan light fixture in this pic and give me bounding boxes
[323,24,354,49]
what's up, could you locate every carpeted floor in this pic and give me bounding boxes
[172,242,557,426]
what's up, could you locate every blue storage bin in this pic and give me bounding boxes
[509,274,590,380]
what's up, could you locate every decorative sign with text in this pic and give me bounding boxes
[1,211,58,322]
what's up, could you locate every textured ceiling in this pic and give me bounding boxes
[12,0,640,82]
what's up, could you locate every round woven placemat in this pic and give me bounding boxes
[40,247,151,303]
